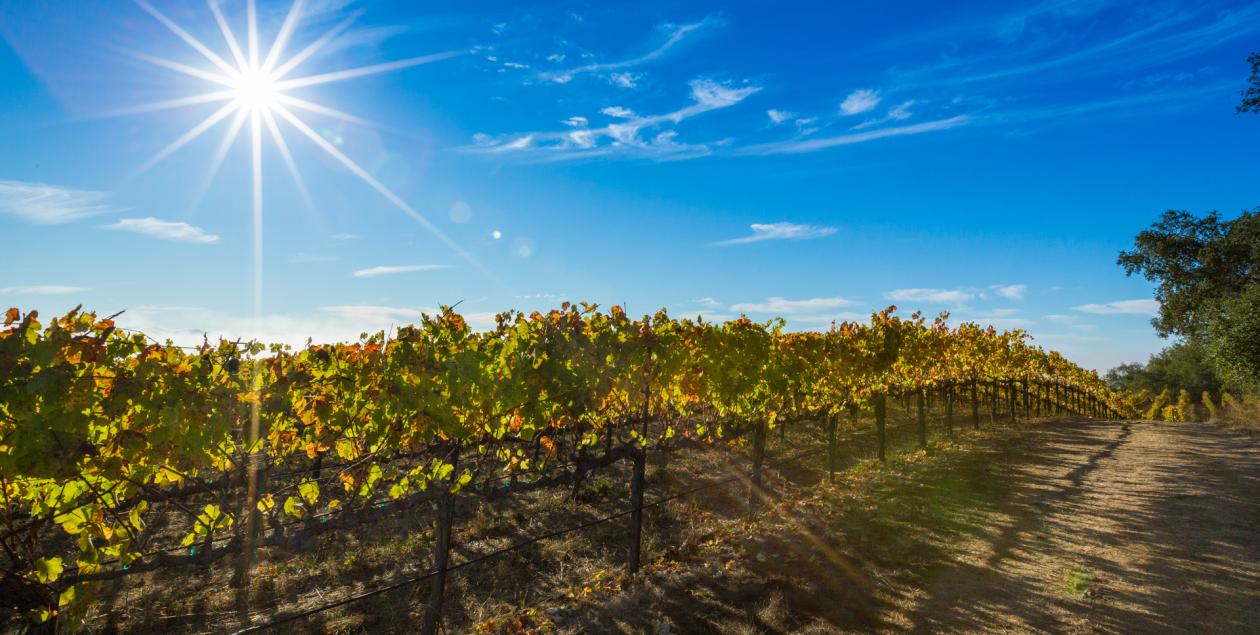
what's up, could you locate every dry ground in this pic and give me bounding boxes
[565,419,1260,634]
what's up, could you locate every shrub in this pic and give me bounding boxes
[1144,388,1171,420]
[1203,391,1217,420]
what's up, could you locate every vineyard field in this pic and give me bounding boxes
[1,304,1122,632]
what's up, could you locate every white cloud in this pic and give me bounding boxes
[602,106,636,118]
[609,72,640,88]
[0,285,87,295]
[885,288,976,303]
[503,61,529,69]
[106,217,219,244]
[546,53,566,63]
[331,232,360,241]
[713,222,837,246]
[0,179,117,224]
[562,116,589,127]
[889,100,915,120]
[767,109,796,124]
[540,17,719,84]
[730,296,857,314]
[990,284,1027,300]
[1074,299,1160,315]
[696,297,722,310]
[736,116,971,155]
[353,264,454,278]
[688,79,757,110]
[840,88,881,115]
[470,78,759,161]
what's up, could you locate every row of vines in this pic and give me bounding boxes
[0,304,1126,631]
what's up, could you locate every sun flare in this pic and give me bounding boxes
[127,0,491,289]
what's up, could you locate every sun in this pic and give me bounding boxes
[231,67,281,112]
[125,0,494,287]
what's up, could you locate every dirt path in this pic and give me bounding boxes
[899,420,1260,634]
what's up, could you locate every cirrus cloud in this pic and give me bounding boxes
[352,264,454,278]
[885,288,976,303]
[840,88,881,115]
[713,222,837,246]
[105,217,219,243]
[730,296,857,314]
[1073,299,1160,315]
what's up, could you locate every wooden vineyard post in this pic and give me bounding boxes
[826,413,838,484]
[1007,379,1016,422]
[748,420,767,514]
[971,379,980,429]
[989,380,999,425]
[945,382,955,434]
[421,444,460,635]
[916,388,927,449]
[875,394,888,463]
[1022,379,1031,418]
[628,446,646,574]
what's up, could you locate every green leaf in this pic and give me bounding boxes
[33,557,63,584]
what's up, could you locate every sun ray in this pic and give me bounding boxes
[135,0,240,80]
[247,0,260,69]
[261,108,314,211]
[131,51,235,87]
[208,0,249,70]
[269,10,363,80]
[104,89,236,117]
[135,99,241,175]
[187,107,250,216]
[276,51,464,91]
[274,94,373,127]
[251,108,263,316]
[261,0,307,74]
[273,104,500,283]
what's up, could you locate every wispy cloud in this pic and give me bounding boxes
[609,72,640,88]
[1074,299,1159,315]
[767,109,796,124]
[840,89,881,115]
[990,284,1027,300]
[601,106,636,118]
[736,116,970,156]
[885,288,976,303]
[469,78,760,160]
[0,285,88,295]
[105,217,219,243]
[853,100,916,130]
[730,296,857,314]
[0,179,117,224]
[540,17,720,84]
[331,232,360,241]
[713,222,837,246]
[352,264,454,278]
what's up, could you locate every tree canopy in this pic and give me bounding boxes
[1240,52,1260,114]
[1104,340,1224,397]
[1118,209,1260,391]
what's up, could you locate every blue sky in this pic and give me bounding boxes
[0,0,1257,371]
